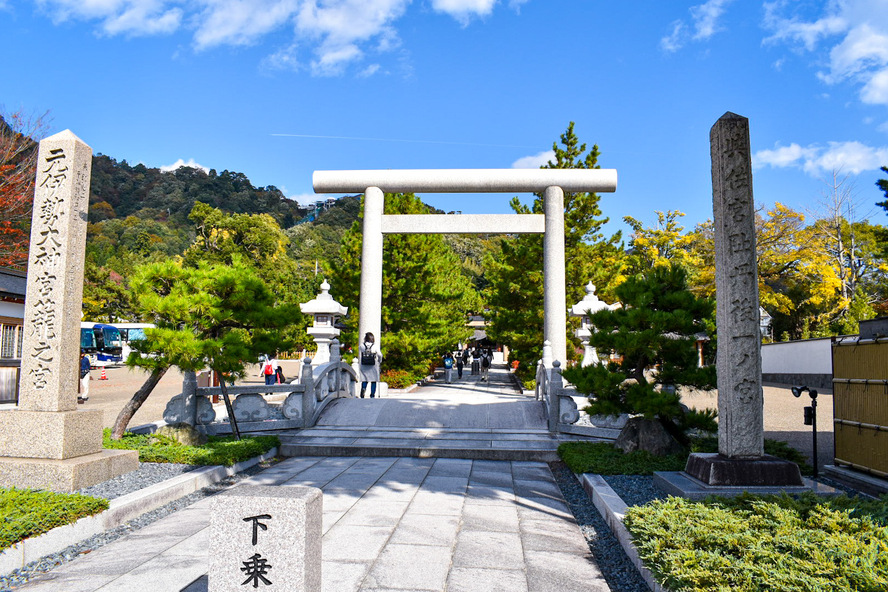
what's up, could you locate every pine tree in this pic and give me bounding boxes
[485,122,624,377]
[111,257,301,438]
[562,264,717,443]
[331,192,474,377]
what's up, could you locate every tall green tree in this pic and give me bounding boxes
[111,257,301,438]
[331,192,475,377]
[485,123,624,376]
[563,264,717,445]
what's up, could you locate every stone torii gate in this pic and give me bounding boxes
[313,169,618,365]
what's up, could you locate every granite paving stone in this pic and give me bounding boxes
[460,504,520,532]
[452,530,524,570]
[322,524,395,562]
[387,513,460,547]
[364,544,452,590]
[446,567,529,592]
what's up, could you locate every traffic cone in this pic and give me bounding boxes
[99,367,108,380]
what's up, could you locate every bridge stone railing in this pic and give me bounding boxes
[535,340,580,433]
[163,343,359,435]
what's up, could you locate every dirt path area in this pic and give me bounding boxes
[681,384,834,470]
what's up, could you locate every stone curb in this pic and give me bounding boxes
[576,472,668,592]
[0,447,278,577]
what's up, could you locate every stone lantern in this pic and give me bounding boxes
[300,279,348,365]
[570,282,619,367]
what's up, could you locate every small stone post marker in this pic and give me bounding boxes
[0,130,138,492]
[209,485,322,592]
[683,113,802,487]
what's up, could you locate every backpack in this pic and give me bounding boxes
[443,357,453,369]
[263,362,274,375]
[481,356,490,368]
[360,346,376,366]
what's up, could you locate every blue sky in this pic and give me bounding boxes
[3,0,888,239]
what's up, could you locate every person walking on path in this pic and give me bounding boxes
[78,353,91,403]
[471,347,481,376]
[359,332,382,398]
[259,354,278,386]
[480,349,491,382]
[443,351,455,384]
[455,350,464,379]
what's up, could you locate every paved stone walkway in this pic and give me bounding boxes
[16,456,610,592]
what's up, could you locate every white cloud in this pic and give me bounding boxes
[763,1,888,107]
[160,158,210,173]
[36,0,527,76]
[753,141,888,175]
[660,20,686,53]
[357,63,381,77]
[660,0,733,53]
[37,0,182,36]
[285,191,320,206]
[511,150,553,169]
[431,0,496,25]
[690,0,732,41]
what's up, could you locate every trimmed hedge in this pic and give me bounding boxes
[624,492,888,592]
[0,488,108,551]
[558,437,814,476]
[102,429,279,466]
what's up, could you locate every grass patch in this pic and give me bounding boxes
[624,492,888,592]
[558,441,688,475]
[558,437,813,476]
[103,429,279,466]
[0,488,108,551]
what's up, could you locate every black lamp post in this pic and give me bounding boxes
[791,385,819,479]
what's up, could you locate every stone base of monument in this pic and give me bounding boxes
[0,407,139,492]
[0,449,139,493]
[653,453,840,500]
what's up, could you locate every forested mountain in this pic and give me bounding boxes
[89,155,309,228]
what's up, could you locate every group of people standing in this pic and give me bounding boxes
[442,346,492,383]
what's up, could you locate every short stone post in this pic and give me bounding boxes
[547,360,562,432]
[182,371,198,426]
[300,358,315,426]
[209,485,322,592]
[0,131,138,492]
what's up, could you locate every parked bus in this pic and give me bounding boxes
[80,322,123,366]
[112,323,155,360]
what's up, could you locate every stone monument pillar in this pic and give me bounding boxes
[358,187,383,350]
[543,185,567,366]
[682,113,802,488]
[0,131,138,492]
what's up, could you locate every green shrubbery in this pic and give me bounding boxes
[0,488,108,551]
[624,492,888,592]
[102,429,279,466]
[381,369,418,389]
[558,437,814,476]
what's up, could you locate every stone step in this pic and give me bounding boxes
[275,426,607,462]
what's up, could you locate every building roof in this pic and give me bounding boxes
[0,268,26,300]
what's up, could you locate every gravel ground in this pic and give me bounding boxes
[549,461,650,592]
[77,462,201,500]
[0,461,273,592]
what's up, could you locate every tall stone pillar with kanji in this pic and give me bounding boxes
[0,130,138,492]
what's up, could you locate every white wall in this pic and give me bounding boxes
[0,302,24,319]
[761,338,832,375]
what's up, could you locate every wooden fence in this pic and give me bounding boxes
[832,338,888,478]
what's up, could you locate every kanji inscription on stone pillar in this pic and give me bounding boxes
[711,112,764,459]
[18,130,92,413]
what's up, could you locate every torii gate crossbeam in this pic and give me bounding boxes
[312,168,618,366]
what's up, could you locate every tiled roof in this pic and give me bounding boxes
[0,268,27,299]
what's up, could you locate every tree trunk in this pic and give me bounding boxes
[111,366,169,440]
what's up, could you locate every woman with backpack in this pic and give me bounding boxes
[259,354,278,386]
[442,351,455,384]
[359,332,381,398]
